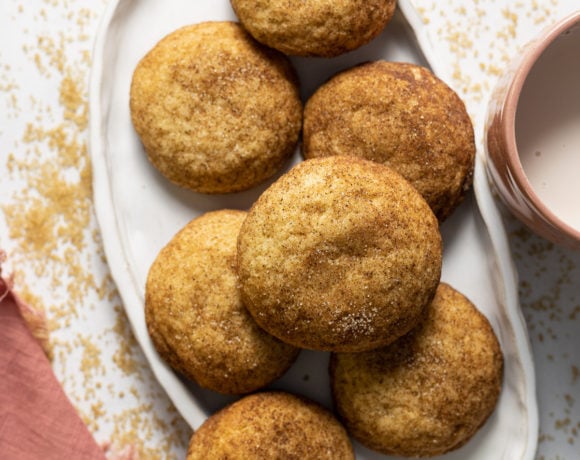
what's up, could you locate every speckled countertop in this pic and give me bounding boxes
[1,1,579,459]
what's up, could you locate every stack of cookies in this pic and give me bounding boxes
[129,3,503,458]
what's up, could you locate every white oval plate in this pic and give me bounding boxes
[89,1,538,458]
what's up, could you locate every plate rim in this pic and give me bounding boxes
[89,0,539,457]
[89,0,208,429]
[398,1,539,458]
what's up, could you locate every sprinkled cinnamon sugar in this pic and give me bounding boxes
[506,202,580,452]
[111,306,141,377]
[0,1,189,458]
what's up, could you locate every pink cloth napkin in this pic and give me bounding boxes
[0,262,107,460]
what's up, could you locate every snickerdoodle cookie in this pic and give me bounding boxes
[130,21,302,194]
[145,210,299,394]
[187,392,354,459]
[237,156,442,352]
[230,0,396,57]
[303,61,475,221]
[330,283,503,457]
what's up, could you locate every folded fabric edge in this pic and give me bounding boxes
[0,250,51,357]
[0,249,140,460]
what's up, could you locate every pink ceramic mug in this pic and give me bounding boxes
[486,11,580,249]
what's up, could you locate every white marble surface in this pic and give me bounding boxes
[1,1,579,459]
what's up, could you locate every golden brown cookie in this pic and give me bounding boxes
[303,61,475,221]
[187,392,354,459]
[330,283,503,457]
[237,156,442,352]
[230,0,396,57]
[145,210,299,394]
[130,21,302,194]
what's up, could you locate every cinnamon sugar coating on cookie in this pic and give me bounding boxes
[145,210,299,394]
[231,0,396,57]
[237,156,442,352]
[303,61,475,221]
[130,21,302,194]
[330,283,503,457]
[187,392,354,459]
